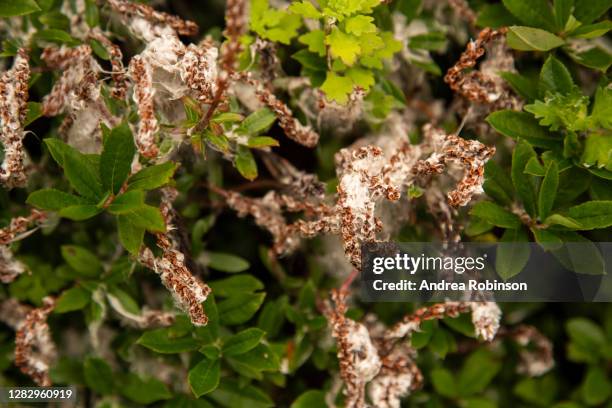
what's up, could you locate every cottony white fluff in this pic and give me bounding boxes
[471,302,501,341]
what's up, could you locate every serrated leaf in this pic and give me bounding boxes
[138,329,200,354]
[209,379,273,408]
[506,26,565,51]
[289,1,321,18]
[100,122,136,194]
[496,227,530,280]
[502,0,556,31]
[108,190,145,214]
[326,28,361,66]
[27,189,89,211]
[222,328,265,356]
[298,30,326,56]
[321,71,354,104]
[346,67,375,90]
[539,55,574,95]
[58,204,102,221]
[0,0,40,17]
[470,201,522,229]
[127,162,176,191]
[590,86,612,130]
[345,15,377,36]
[120,205,166,232]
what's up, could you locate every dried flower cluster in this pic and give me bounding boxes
[220,123,494,269]
[108,0,198,37]
[444,28,520,110]
[138,188,211,326]
[14,297,57,386]
[0,49,30,189]
[0,210,47,283]
[323,282,503,407]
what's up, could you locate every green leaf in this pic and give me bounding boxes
[257,296,288,339]
[206,252,250,273]
[58,204,102,221]
[84,0,99,27]
[235,146,258,181]
[506,26,565,51]
[539,55,574,95]
[27,189,88,211]
[476,4,521,28]
[538,161,559,219]
[116,214,145,254]
[345,15,376,36]
[525,91,590,132]
[496,227,530,280]
[120,205,166,232]
[590,86,612,130]
[321,71,354,104]
[247,136,279,148]
[127,162,176,191]
[209,274,263,297]
[222,328,265,356]
[567,46,612,72]
[188,358,220,397]
[138,329,200,354]
[55,286,91,313]
[118,373,172,404]
[470,201,522,229]
[238,109,276,135]
[544,213,583,229]
[458,349,501,396]
[581,133,612,171]
[290,390,326,408]
[61,245,102,278]
[409,32,447,51]
[326,28,361,66]
[107,190,145,214]
[100,122,136,194]
[574,0,611,24]
[502,0,556,31]
[209,379,273,408]
[24,102,42,126]
[34,29,79,46]
[499,71,539,101]
[550,231,605,275]
[570,20,612,38]
[0,0,40,17]
[218,292,266,325]
[486,110,560,149]
[225,343,279,379]
[483,161,514,205]
[345,67,375,91]
[289,1,321,18]
[512,141,538,216]
[431,368,457,398]
[84,357,114,395]
[566,317,606,352]
[582,366,611,405]
[194,295,219,344]
[554,0,574,30]
[298,30,326,56]
[63,148,104,200]
[566,201,612,229]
